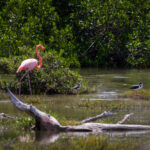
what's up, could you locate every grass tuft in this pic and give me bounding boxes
[123,89,150,100]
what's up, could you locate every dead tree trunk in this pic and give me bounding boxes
[7,89,150,132]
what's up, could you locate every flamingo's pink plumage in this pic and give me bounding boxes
[17,44,45,73]
[17,44,45,96]
[17,59,38,73]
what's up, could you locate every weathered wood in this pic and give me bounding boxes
[117,113,134,124]
[7,88,91,132]
[7,89,150,132]
[0,113,15,119]
[81,111,116,123]
[79,123,150,131]
[7,88,62,131]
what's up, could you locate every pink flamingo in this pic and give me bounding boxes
[17,44,45,96]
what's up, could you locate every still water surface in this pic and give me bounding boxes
[1,68,150,149]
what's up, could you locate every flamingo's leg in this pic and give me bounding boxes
[134,91,137,97]
[19,71,29,98]
[27,72,32,95]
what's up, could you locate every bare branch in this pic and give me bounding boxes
[81,111,116,123]
[117,113,134,124]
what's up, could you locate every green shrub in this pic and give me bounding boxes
[0,47,83,94]
[1,0,149,68]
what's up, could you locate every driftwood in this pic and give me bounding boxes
[117,113,134,124]
[0,113,15,119]
[7,88,150,132]
[81,111,116,123]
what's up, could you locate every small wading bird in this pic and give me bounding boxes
[130,82,143,96]
[72,81,81,90]
[17,44,45,97]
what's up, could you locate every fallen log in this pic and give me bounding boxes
[7,88,150,132]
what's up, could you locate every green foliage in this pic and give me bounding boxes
[76,1,149,67]
[0,58,14,73]
[123,89,150,100]
[21,95,42,104]
[0,46,82,94]
[15,116,35,130]
[18,52,81,94]
[0,91,9,100]
[53,0,150,68]
[0,0,79,67]
[0,0,149,68]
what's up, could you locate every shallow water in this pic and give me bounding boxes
[80,68,150,101]
[1,68,150,150]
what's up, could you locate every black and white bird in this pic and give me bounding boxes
[130,82,143,95]
[72,81,81,90]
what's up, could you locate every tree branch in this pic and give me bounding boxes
[81,111,116,123]
[117,113,134,124]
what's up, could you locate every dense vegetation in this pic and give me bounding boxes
[0,0,149,68]
[0,46,84,94]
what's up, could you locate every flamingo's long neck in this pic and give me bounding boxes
[36,47,42,69]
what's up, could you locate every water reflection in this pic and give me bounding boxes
[113,76,129,79]
[17,130,150,145]
[35,131,61,144]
